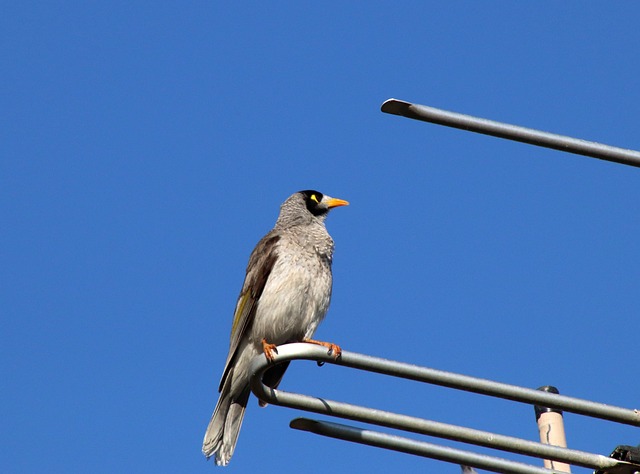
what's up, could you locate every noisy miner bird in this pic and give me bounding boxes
[202,190,349,466]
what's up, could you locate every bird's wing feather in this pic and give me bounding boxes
[218,233,281,392]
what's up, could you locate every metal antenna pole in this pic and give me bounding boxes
[381,98,640,168]
[534,386,571,473]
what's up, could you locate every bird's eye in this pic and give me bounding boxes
[310,194,319,204]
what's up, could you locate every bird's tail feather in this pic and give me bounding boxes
[202,378,250,466]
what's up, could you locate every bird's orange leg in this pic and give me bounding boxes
[261,338,278,362]
[303,338,342,359]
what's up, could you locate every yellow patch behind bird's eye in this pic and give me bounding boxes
[310,194,319,203]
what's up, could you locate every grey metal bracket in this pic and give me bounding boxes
[249,343,640,474]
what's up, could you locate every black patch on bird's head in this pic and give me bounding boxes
[299,190,327,216]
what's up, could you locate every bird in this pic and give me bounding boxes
[202,190,349,466]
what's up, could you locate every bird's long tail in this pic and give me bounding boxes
[202,377,250,466]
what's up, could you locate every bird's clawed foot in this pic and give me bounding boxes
[303,338,342,359]
[262,338,278,362]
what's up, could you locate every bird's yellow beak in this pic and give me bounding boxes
[325,197,349,209]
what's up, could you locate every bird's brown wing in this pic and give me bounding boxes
[218,233,280,392]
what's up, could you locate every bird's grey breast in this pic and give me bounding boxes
[250,223,334,343]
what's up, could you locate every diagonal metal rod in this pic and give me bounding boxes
[291,418,567,474]
[380,98,640,168]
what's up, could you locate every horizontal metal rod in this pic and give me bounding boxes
[380,98,640,168]
[249,344,623,470]
[250,343,640,427]
[291,418,562,474]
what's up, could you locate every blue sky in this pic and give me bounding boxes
[2,3,639,473]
